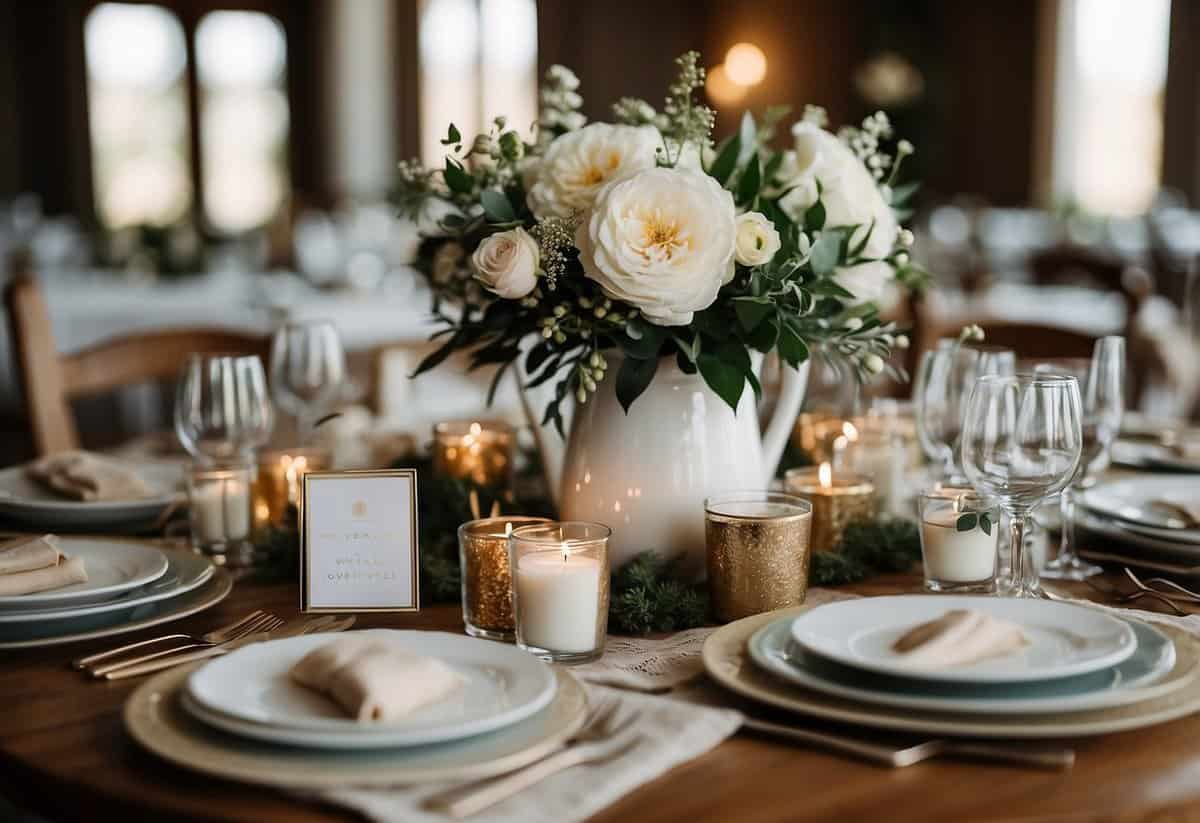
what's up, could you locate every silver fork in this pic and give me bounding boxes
[1080,576,1188,616]
[742,717,1074,769]
[1125,568,1200,603]
[86,613,284,677]
[428,698,642,818]
[72,610,276,670]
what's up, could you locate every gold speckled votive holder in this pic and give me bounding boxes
[784,465,875,552]
[457,516,551,642]
[705,492,813,623]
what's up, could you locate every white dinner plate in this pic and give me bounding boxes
[184,629,558,749]
[790,595,1137,684]
[127,665,588,789]
[0,538,168,610]
[1079,476,1200,534]
[1077,508,1200,556]
[0,460,183,529]
[0,568,232,649]
[0,549,212,623]
[1110,441,1200,474]
[704,607,1200,739]
[752,615,1186,715]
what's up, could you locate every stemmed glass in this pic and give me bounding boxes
[1040,337,1125,580]
[174,354,274,464]
[961,373,1083,597]
[915,341,1015,482]
[269,319,346,440]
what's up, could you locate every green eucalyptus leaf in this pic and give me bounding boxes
[809,229,843,276]
[979,513,992,535]
[956,513,979,532]
[440,123,462,146]
[890,180,921,206]
[776,321,809,367]
[746,315,780,350]
[736,155,761,208]
[615,356,659,413]
[804,200,826,234]
[707,134,741,186]
[444,158,474,194]
[734,298,774,332]
[619,322,667,359]
[480,189,516,223]
[697,351,746,412]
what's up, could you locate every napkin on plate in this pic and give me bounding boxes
[0,535,87,596]
[26,451,153,502]
[290,637,467,722]
[892,609,1029,667]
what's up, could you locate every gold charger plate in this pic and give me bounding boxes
[124,665,589,789]
[703,605,1200,738]
[0,567,232,650]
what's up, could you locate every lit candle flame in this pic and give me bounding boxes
[819,462,833,489]
[842,421,859,441]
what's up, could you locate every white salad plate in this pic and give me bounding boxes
[0,538,168,610]
[184,629,559,749]
[752,614,1184,715]
[0,460,183,528]
[0,549,212,623]
[790,595,1137,684]
[1078,476,1200,534]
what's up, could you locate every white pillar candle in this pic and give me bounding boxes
[921,509,998,582]
[222,479,251,541]
[515,550,602,653]
[191,483,227,544]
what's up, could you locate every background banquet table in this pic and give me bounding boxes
[3,569,1200,822]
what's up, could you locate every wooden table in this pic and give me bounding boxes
[3,571,1200,822]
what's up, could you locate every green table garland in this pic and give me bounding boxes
[253,454,920,635]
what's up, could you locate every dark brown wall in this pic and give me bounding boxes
[1164,0,1200,202]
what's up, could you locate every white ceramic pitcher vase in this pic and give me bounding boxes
[520,354,809,575]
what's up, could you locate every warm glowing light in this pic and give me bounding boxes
[842,421,859,441]
[504,522,513,537]
[818,462,833,489]
[724,43,767,87]
[704,64,747,106]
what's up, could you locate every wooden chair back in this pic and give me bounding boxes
[1031,246,1154,331]
[4,267,270,456]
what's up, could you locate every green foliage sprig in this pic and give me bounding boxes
[809,519,922,586]
[608,552,708,634]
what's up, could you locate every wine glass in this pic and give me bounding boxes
[1040,337,1125,580]
[270,319,346,439]
[915,341,1015,482]
[961,373,1083,597]
[175,354,274,464]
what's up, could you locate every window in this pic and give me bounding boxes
[1050,0,1172,216]
[84,3,291,233]
[418,0,538,167]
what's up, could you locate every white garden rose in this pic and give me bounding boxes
[576,167,736,326]
[527,123,661,219]
[780,122,898,261]
[471,228,539,299]
[832,260,892,304]
[734,212,781,267]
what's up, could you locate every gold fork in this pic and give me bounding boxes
[427,697,641,818]
[82,612,283,676]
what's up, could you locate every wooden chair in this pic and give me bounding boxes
[1030,245,1154,338]
[4,264,270,457]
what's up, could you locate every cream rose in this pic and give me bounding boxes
[832,260,892,304]
[471,228,539,299]
[576,167,736,326]
[734,212,782,267]
[527,123,661,219]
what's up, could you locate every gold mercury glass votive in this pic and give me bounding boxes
[458,516,551,641]
[432,420,515,490]
[706,492,814,623]
[784,463,875,552]
[254,446,332,527]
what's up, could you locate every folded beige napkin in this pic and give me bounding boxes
[290,637,467,722]
[26,451,153,502]
[0,556,87,596]
[892,609,1029,667]
[0,534,62,575]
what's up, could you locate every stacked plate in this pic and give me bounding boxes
[0,538,230,649]
[704,595,1200,738]
[1075,476,1200,573]
[0,460,183,530]
[124,630,591,789]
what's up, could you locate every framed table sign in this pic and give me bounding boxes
[300,469,419,613]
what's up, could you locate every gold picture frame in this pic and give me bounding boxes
[300,468,420,613]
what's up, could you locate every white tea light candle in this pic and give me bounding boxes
[918,490,999,592]
[509,521,611,663]
[187,464,255,566]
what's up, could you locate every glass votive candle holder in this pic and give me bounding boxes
[705,492,813,622]
[254,446,332,527]
[432,420,515,490]
[509,521,610,664]
[783,464,875,552]
[458,516,551,642]
[918,489,1000,593]
[187,463,256,567]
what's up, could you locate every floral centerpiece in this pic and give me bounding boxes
[399,52,927,569]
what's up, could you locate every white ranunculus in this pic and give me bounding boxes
[832,260,892,304]
[471,228,539,299]
[576,167,736,326]
[780,122,898,261]
[734,212,782,267]
[528,123,661,219]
